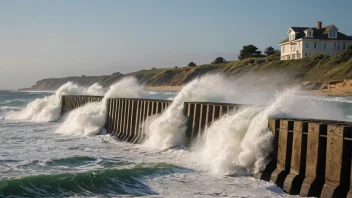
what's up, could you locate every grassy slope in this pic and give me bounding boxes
[30,47,352,90]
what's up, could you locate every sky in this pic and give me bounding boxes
[1,0,352,89]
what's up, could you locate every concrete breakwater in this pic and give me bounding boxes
[60,95,103,115]
[262,118,352,198]
[105,98,172,143]
[183,102,243,145]
[60,95,352,198]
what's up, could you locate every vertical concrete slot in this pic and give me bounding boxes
[213,105,220,121]
[270,119,294,188]
[283,121,308,194]
[105,99,112,134]
[191,103,201,144]
[131,100,140,143]
[111,99,116,135]
[122,100,131,141]
[115,99,122,137]
[256,118,280,181]
[127,100,137,142]
[321,125,350,198]
[136,100,145,143]
[300,122,327,197]
[118,99,126,139]
[184,103,194,146]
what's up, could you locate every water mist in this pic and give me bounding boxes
[142,74,241,150]
[4,82,104,122]
[56,77,147,136]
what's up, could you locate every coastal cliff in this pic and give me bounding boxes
[28,47,352,92]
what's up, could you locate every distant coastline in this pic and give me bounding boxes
[24,47,352,96]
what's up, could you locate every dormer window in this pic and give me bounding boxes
[289,33,295,41]
[305,29,313,38]
[329,31,336,38]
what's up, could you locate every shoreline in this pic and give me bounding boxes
[145,86,183,91]
[301,88,352,96]
[20,86,352,97]
[146,86,352,96]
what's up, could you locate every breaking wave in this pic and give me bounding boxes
[56,77,147,136]
[142,73,350,175]
[0,162,184,197]
[142,74,240,150]
[4,82,104,122]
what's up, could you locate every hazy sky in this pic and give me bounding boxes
[1,0,352,89]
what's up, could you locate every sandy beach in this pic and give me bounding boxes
[146,86,183,91]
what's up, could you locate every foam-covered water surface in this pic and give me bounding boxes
[1,76,351,197]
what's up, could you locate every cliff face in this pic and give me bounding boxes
[28,47,352,91]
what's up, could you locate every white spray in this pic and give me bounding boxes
[142,74,241,150]
[196,86,350,176]
[55,77,147,136]
[4,82,104,122]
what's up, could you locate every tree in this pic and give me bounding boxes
[188,62,196,67]
[238,45,263,60]
[264,46,279,56]
[212,57,226,64]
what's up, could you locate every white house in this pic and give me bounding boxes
[278,21,352,60]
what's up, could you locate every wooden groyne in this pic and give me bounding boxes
[61,95,352,197]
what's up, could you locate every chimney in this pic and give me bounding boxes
[317,21,322,29]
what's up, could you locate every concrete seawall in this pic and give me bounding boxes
[61,95,352,197]
[183,102,242,146]
[105,98,171,143]
[261,118,352,197]
[60,95,103,116]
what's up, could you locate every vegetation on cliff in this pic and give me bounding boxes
[29,45,352,90]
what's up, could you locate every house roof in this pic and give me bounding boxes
[279,24,352,44]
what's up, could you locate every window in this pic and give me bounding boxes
[290,34,295,41]
[323,42,326,50]
[309,32,312,37]
[330,31,336,37]
[334,42,336,49]
[343,43,346,50]
[305,42,309,48]
[314,42,317,48]
[305,53,308,57]
[337,42,341,50]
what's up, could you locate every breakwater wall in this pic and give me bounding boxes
[60,95,352,197]
[261,118,352,198]
[105,98,171,143]
[60,95,103,115]
[183,102,243,145]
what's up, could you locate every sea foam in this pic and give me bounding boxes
[4,82,104,122]
[142,74,240,150]
[55,77,147,136]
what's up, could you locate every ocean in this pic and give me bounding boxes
[0,76,351,198]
